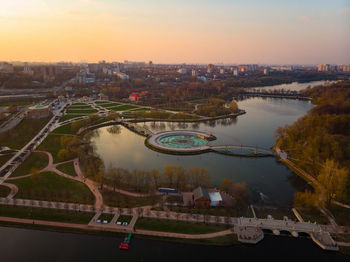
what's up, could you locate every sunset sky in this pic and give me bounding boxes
[0,0,349,64]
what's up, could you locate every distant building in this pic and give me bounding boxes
[207,64,214,74]
[238,65,249,73]
[219,68,225,74]
[26,105,50,119]
[192,69,199,76]
[197,76,207,82]
[318,64,330,72]
[23,62,33,75]
[193,186,211,208]
[177,68,187,74]
[264,68,270,75]
[343,65,350,72]
[0,62,14,73]
[128,93,139,102]
[233,69,239,77]
[113,71,129,80]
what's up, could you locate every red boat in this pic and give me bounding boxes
[119,243,129,250]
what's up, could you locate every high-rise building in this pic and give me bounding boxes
[219,68,225,74]
[343,65,350,72]
[264,68,270,75]
[0,62,14,73]
[233,69,239,76]
[318,64,330,72]
[177,68,187,74]
[207,64,214,74]
[192,69,199,76]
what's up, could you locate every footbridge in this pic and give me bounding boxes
[210,145,274,157]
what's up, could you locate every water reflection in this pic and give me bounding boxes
[90,97,314,206]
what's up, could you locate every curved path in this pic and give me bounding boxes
[1,182,18,199]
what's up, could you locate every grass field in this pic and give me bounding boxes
[59,114,87,122]
[12,172,95,204]
[329,205,350,226]
[109,105,138,111]
[0,153,14,167]
[0,205,94,224]
[0,185,10,197]
[37,134,63,162]
[94,101,110,104]
[0,117,51,149]
[99,103,120,108]
[298,208,329,224]
[52,123,77,135]
[56,161,77,177]
[135,218,230,234]
[69,105,92,109]
[101,190,159,208]
[97,213,115,222]
[11,152,48,177]
[117,215,132,224]
[66,109,98,114]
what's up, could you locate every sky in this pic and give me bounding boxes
[0,0,349,64]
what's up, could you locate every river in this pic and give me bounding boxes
[0,226,348,261]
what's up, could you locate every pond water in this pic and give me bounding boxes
[91,97,314,206]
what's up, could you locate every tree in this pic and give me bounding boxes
[30,167,40,181]
[294,190,319,209]
[317,159,348,205]
[229,101,238,113]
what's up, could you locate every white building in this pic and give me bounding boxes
[208,192,222,207]
[192,69,199,76]
[23,62,34,75]
[0,62,14,73]
[113,71,129,80]
[219,68,225,74]
[177,68,187,74]
[233,69,239,77]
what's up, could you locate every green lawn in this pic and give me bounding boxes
[56,161,77,177]
[11,152,48,177]
[328,205,350,226]
[0,205,94,224]
[59,114,87,122]
[66,109,98,114]
[135,218,230,234]
[12,172,94,204]
[0,117,51,149]
[117,215,132,224]
[37,134,63,162]
[297,208,329,224]
[94,100,110,104]
[101,190,160,208]
[52,123,77,135]
[0,153,14,167]
[98,213,115,222]
[99,103,120,108]
[0,185,10,197]
[69,105,92,109]
[109,105,138,111]
[72,103,87,106]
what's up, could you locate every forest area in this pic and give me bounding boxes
[275,80,350,208]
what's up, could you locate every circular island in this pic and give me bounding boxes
[146,130,216,155]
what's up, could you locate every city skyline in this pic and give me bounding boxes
[0,0,349,64]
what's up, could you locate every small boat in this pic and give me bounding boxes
[119,233,132,250]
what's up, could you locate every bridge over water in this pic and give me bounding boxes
[210,145,274,157]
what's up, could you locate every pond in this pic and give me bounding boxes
[90,97,314,206]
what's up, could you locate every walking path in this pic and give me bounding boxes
[1,182,18,199]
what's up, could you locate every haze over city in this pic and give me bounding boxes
[0,0,349,64]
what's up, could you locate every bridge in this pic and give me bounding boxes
[237,92,311,100]
[211,145,274,157]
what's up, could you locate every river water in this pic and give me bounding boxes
[1,226,348,261]
[91,97,313,206]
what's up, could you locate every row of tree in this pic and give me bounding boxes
[275,80,350,208]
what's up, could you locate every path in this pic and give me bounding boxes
[1,182,18,199]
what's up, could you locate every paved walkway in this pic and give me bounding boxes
[1,182,18,199]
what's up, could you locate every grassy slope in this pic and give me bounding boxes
[0,117,50,149]
[0,205,94,224]
[37,134,62,162]
[135,217,230,234]
[101,189,159,208]
[56,161,77,177]
[11,172,94,204]
[11,152,48,177]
